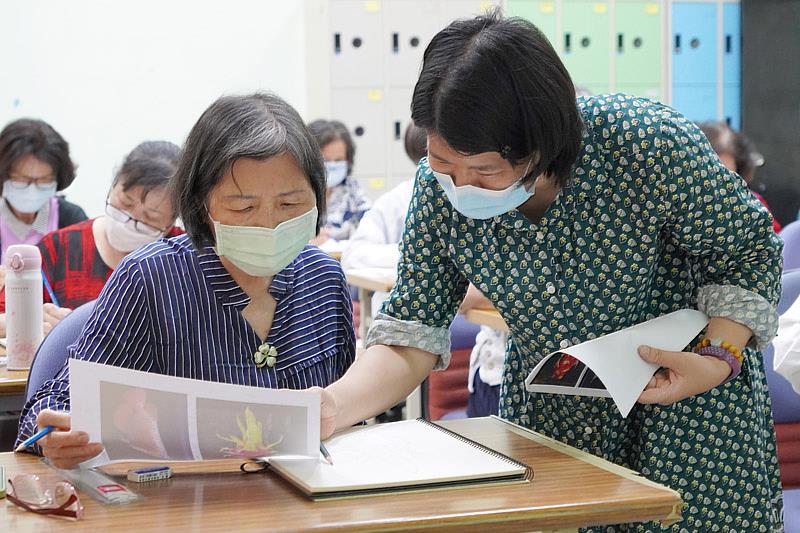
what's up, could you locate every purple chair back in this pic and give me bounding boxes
[24,300,96,403]
[781,221,800,271]
[764,271,800,423]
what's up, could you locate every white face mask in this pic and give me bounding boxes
[105,216,164,252]
[212,206,318,278]
[324,161,348,188]
[3,181,57,214]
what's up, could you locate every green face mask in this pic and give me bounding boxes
[212,206,318,277]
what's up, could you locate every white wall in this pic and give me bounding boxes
[0,0,314,217]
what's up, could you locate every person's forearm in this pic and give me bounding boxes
[326,344,437,430]
[704,316,752,350]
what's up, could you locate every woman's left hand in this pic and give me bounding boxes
[637,345,732,405]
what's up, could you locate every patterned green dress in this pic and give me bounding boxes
[366,94,784,532]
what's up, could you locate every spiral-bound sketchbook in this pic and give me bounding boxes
[267,418,532,499]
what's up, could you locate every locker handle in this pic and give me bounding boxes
[334,33,341,54]
[617,33,623,52]
[392,32,399,53]
[394,121,401,140]
[564,33,571,53]
[674,34,681,53]
[725,35,732,54]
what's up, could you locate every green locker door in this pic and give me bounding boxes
[614,1,662,98]
[506,1,558,49]
[561,1,611,93]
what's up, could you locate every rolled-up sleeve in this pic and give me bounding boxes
[365,163,469,369]
[655,111,782,350]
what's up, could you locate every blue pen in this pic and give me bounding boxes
[15,425,55,452]
[41,269,60,308]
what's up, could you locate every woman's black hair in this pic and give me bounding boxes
[0,118,76,190]
[173,92,326,249]
[307,119,356,175]
[113,141,180,202]
[411,9,583,186]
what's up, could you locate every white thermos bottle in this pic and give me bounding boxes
[5,244,43,370]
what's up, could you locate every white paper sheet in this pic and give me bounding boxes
[70,359,320,465]
[525,309,709,417]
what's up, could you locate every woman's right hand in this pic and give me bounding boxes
[34,409,103,469]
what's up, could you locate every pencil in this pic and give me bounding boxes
[15,425,55,452]
[319,443,333,466]
[41,269,60,308]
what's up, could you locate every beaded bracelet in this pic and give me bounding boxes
[695,337,744,365]
[697,345,742,384]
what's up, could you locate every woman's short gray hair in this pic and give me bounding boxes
[172,92,326,249]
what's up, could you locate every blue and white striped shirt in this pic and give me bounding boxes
[17,234,356,447]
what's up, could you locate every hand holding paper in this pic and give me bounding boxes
[525,310,709,417]
[637,345,732,405]
[32,409,103,470]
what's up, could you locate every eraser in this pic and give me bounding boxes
[126,465,172,483]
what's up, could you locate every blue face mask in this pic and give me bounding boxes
[324,161,348,188]
[431,159,534,220]
[2,181,57,214]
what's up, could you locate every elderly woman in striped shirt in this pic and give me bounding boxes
[17,93,357,468]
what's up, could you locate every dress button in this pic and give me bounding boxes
[547,283,557,295]
[584,426,593,435]
[560,339,571,349]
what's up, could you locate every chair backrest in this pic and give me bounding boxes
[781,221,800,271]
[764,271,800,424]
[24,300,96,403]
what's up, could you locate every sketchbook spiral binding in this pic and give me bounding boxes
[417,418,535,482]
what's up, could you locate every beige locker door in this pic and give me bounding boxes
[329,0,385,88]
[383,1,442,87]
[331,88,388,179]
[385,86,420,179]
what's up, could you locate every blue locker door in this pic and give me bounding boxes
[722,3,741,129]
[672,2,717,86]
[724,84,741,129]
[672,84,717,124]
[723,3,741,86]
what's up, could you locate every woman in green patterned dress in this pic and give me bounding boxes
[320,12,783,532]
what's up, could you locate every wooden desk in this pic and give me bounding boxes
[344,268,396,340]
[0,367,27,395]
[464,307,509,332]
[0,363,28,412]
[0,417,681,532]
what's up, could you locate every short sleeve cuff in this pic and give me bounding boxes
[697,284,778,351]
[365,313,452,370]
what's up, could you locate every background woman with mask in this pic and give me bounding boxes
[321,12,784,531]
[37,141,183,308]
[0,118,87,261]
[0,140,182,334]
[307,119,370,245]
[17,93,356,469]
